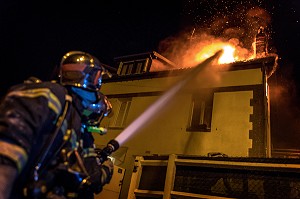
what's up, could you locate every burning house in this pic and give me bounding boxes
[93,30,300,198]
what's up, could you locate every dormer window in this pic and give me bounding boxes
[117,59,150,76]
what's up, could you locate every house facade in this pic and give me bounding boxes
[93,51,278,198]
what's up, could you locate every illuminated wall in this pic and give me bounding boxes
[94,55,277,199]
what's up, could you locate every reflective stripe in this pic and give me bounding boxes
[60,119,68,134]
[62,128,78,150]
[7,88,62,115]
[70,129,78,149]
[83,148,97,158]
[65,94,72,102]
[0,140,28,173]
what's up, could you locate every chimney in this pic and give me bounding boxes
[255,26,268,58]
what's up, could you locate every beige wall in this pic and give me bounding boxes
[94,67,266,198]
[183,91,253,156]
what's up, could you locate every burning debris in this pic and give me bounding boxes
[155,4,274,70]
[255,26,268,58]
[113,2,277,75]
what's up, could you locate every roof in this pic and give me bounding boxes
[103,54,278,83]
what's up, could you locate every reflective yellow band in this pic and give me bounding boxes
[83,148,97,158]
[7,88,62,115]
[0,140,28,173]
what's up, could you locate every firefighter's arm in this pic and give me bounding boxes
[83,156,114,194]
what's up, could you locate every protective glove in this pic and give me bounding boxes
[101,158,114,184]
[83,157,114,194]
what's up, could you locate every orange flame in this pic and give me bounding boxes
[219,45,235,64]
[194,41,255,65]
[157,32,258,71]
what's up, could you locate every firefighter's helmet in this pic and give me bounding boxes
[59,51,104,91]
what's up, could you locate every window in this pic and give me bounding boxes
[187,90,214,132]
[117,58,150,76]
[136,62,143,74]
[111,97,132,128]
[120,63,129,75]
[127,63,134,74]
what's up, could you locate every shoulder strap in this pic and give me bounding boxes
[33,94,72,181]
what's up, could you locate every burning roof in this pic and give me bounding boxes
[105,52,278,83]
[110,4,277,80]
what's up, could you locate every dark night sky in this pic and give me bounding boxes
[0,0,300,149]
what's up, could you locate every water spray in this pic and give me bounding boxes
[98,50,223,162]
[112,49,224,147]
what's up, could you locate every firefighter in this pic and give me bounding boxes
[0,51,114,199]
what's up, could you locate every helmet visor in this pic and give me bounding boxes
[61,63,103,90]
[60,51,104,91]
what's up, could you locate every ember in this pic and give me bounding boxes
[157,5,271,69]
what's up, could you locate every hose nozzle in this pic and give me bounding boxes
[98,139,119,164]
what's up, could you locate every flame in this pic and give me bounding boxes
[219,45,235,64]
[194,42,252,65]
[157,32,258,71]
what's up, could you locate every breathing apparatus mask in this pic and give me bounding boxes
[81,92,112,132]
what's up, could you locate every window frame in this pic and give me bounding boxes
[186,89,214,132]
[117,58,150,76]
[110,97,132,128]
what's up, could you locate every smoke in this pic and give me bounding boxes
[154,1,300,150]
[269,61,300,149]
[156,3,273,68]
[158,32,254,68]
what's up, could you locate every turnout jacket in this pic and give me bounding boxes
[0,80,107,198]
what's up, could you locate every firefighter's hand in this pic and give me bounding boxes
[83,157,114,194]
[101,158,114,184]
